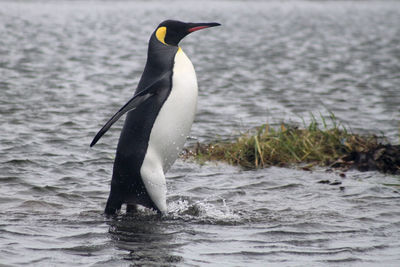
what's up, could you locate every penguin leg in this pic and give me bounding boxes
[126,204,139,213]
[104,196,122,215]
[104,181,123,215]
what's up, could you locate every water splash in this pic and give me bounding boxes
[167,197,241,224]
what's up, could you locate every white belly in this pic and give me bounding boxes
[140,48,198,212]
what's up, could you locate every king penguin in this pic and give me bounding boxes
[90,20,220,215]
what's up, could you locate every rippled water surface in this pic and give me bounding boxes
[1,1,400,266]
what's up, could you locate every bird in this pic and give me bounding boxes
[90,20,220,215]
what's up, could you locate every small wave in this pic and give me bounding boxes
[322,257,363,263]
[3,159,38,166]
[30,185,62,193]
[57,232,105,241]
[16,200,64,211]
[263,183,304,191]
[62,243,109,254]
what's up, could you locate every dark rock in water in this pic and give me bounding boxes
[354,144,400,174]
[332,144,400,174]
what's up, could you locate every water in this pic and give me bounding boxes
[1,0,400,266]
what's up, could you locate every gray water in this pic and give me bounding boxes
[1,1,400,266]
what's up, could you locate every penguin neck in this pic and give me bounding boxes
[136,34,179,91]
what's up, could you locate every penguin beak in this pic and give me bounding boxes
[187,22,221,33]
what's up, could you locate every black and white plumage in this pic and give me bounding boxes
[90,20,220,215]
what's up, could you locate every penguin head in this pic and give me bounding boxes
[155,20,220,46]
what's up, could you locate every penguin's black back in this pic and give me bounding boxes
[105,33,179,214]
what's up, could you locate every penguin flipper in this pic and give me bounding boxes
[90,91,152,147]
[90,71,171,147]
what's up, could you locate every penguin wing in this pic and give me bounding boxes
[90,71,171,147]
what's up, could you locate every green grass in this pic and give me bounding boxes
[184,113,382,169]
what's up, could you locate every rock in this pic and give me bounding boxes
[329,180,342,185]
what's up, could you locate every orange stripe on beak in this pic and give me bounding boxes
[188,26,210,32]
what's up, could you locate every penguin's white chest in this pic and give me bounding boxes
[151,48,198,171]
[153,49,198,172]
[153,48,198,171]
[139,48,198,211]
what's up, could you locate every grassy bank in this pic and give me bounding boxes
[183,114,400,174]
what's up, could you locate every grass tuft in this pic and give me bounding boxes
[183,114,400,174]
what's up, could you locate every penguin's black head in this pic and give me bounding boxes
[155,20,220,46]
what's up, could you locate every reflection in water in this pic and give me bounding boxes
[108,213,182,265]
